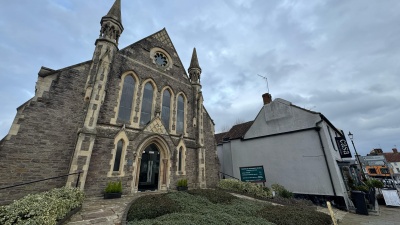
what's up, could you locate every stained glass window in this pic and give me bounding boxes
[140,83,154,126]
[118,76,135,122]
[178,147,183,171]
[177,95,184,134]
[113,140,123,171]
[161,90,171,129]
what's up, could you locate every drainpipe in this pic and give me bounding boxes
[315,119,337,197]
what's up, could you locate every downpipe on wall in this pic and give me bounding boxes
[315,120,337,197]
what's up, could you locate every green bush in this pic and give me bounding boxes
[271,183,294,199]
[217,179,272,198]
[365,179,384,189]
[105,180,122,193]
[187,189,237,204]
[354,185,369,193]
[257,205,332,225]
[127,194,180,221]
[0,187,85,225]
[176,179,188,187]
[128,190,274,225]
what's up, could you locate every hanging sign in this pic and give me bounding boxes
[335,137,352,158]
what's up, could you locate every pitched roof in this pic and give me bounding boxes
[215,120,254,143]
[383,152,400,162]
[226,121,254,139]
[215,132,228,145]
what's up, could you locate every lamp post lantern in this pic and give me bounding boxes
[348,131,366,181]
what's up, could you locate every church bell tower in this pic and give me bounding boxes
[67,0,123,189]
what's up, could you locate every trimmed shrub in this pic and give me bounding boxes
[127,194,180,221]
[257,205,332,225]
[187,189,237,204]
[0,187,85,225]
[217,179,272,198]
[105,181,122,193]
[128,190,274,225]
[177,179,188,187]
[354,185,369,193]
[365,179,384,189]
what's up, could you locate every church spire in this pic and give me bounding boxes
[188,48,202,84]
[97,0,124,46]
[106,0,122,24]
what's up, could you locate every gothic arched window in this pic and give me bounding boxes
[113,140,123,171]
[176,95,185,134]
[118,76,135,122]
[140,83,154,126]
[178,147,183,171]
[161,89,171,129]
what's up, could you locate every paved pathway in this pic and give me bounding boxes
[340,205,400,225]
[65,192,157,225]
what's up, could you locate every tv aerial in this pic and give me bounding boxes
[257,74,269,93]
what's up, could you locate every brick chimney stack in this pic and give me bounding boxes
[262,93,272,105]
[393,148,398,153]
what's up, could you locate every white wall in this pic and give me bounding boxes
[220,98,349,199]
[231,130,343,195]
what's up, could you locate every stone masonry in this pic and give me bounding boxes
[0,0,219,205]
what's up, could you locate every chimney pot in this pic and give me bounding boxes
[262,93,272,105]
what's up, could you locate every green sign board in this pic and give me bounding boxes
[239,166,266,182]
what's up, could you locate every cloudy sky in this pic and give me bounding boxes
[0,0,399,156]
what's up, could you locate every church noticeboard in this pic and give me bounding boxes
[335,137,352,158]
[239,166,266,182]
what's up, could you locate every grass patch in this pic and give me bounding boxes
[187,189,237,204]
[126,189,332,225]
[257,205,332,225]
[127,194,180,221]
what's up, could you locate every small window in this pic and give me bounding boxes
[397,168,400,172]
[113,140,123,171]
[380,168,389,174]
[368,168,377,174]
[176,95,184,134]
[178,147,183,171]
[118,76,135,122]
[161,90,171,129]
[140,83,154,126]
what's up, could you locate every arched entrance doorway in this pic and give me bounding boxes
[138,144,160,191]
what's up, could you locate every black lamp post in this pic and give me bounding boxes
[348,131,366,180]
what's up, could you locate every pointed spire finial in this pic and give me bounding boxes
[188,48,202,84]
[189,48,201,70]
[106,0,122,24]
[98,0,123,46]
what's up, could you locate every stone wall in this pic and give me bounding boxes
[0,63,90,205]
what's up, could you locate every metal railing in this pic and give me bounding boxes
[219,171,239,180]
[0,170,83,190]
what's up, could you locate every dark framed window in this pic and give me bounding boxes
[113,140,123,171]
[380,168,389,174]
[368,168,377,174]
[118,76,135,122]
[176,95,184,134]
[161,90,171,129]
[178,147,183,171]
[140,83,154,126]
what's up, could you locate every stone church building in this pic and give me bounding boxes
[0,0,219,204]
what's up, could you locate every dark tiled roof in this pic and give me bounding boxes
[215,121,254,144]
[383,152,400,162]
[215,132,228,145]
[227,121,254,140]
